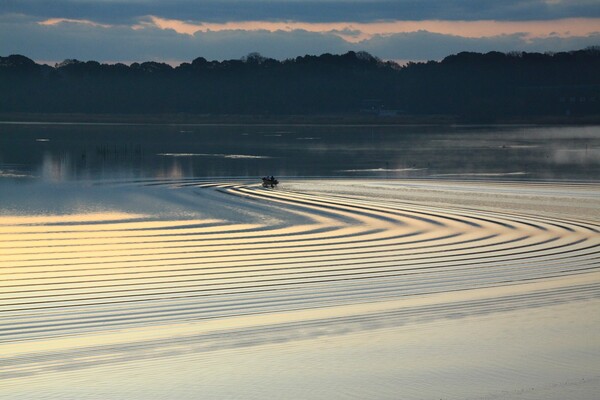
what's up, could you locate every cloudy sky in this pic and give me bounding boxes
[1,0,599,63]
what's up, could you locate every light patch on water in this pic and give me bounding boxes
[502,144,539,148]
[157,153,271,159]
[433,171,529,177]
[0,170,34,178]
[223,154,270,159]
[339,167,424,172]
[0,212,148,225]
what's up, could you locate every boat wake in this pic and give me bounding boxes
[1,179,599,383]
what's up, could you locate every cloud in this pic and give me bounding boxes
[1,13,599,63]
[39,17,111,28]
[0,14,348,62]
[3,0,600,24]
[134,16,600,42]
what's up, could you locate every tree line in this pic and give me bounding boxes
[1,49,599,119]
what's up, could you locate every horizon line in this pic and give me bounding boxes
[6,46,600,68]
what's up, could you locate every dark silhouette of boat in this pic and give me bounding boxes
[262,176,279,188]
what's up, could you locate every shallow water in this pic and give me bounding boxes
[1,124,599,399]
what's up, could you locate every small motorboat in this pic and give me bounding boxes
[262,176,279,188]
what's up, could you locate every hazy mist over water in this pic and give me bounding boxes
[1,123,599,400]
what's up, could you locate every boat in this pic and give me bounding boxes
[262,176,279,188]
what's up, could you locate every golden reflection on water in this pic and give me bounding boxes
[1,180,599,399]
[0,212,148,225]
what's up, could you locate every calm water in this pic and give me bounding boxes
[1,123,599,181]
[1,123,599,399]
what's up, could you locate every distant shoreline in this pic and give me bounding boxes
[2,113,600,126]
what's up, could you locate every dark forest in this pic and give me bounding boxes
[2,48,599,120]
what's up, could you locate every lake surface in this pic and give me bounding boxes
[1,123,599,399]
[1,123,599,181]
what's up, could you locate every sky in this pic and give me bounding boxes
[1,0,599,64]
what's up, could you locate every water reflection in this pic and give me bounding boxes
[0,123,598,181]
[0,178,599,399]
[1,123,599,399]
[41,152,72,181]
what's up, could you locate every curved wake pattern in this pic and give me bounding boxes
[1,179,599,378]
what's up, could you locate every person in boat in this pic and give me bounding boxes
[262,176,278,188]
